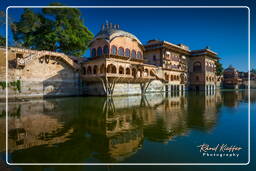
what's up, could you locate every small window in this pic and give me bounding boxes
[137,52,142,59]
[103,45,109,55]
[111,45,117,55]
[153,55,156,61]
[97,47,102,56]
[118,47,124,56]
[91,48,96,57]
[131,50,136,58]
[125,49,130,57]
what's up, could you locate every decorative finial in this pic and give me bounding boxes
[101,24,105,31]
[206,46,210,49]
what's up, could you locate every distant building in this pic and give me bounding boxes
[223,65,241,89]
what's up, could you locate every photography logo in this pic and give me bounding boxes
[197,143,243,158]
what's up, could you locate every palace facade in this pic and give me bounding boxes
[0,22,221,98]
[82,22,221,96]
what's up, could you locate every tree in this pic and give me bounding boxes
[251,68,256,73]
[0,36,5,46]
[11,3,94,56]
[215,60,223,76]
[0,11,5,46]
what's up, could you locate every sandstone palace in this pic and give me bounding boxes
[0,22,222,99]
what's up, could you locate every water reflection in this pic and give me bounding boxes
[0,90,254,163]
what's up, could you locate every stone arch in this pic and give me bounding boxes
[165,73,169,81]
[111,65,117,73]
[137,69,142,77]
[119,66,124,74]
[100,64,105,74]
[107,64,117,74]
[193,61,202,72]
[132,68,137,78]
[93,65,98,74]
[126,67,131,75]
[87,66,92,74]
[180,73,185,83]
[170,75,174,81]
[144,69,149,76]
[150,70,155,76]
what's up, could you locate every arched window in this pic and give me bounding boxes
[137,51,142,59]
[107,65,111,73]
[119,66,124,74]
[144,69,148,76]
[97,47,102,56]
[118,47,124,56]
[111,65,117,73]
[193,61,202,72]
[126,68,131,75]
[111,45,117,55]
[150,70,155,76]
[132,68,137,78]
[91,48,96,57]
[165,73,169,81]
[153,55,156,61]
[93,65,98,74]
[170,75,174,81]
[131,50,136,58]
[100,64,105,74]
[87,66,92,74]
[125,49,130,57]
[103,45,109,55]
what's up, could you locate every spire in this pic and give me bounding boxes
[101,24,105,31]
[101,21,120,30]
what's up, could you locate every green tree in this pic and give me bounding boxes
[0,10,5,46]
[0,36,5,46]
[11,3,94,56]
[215,60,223,76]
[251,68,256,74]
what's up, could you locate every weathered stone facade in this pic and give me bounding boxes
[0,47,83,100]
[0,22,222,99]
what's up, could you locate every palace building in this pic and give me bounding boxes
[81,22,221,96]
[0,22,221,98]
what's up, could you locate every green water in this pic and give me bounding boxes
[0,90,254,166]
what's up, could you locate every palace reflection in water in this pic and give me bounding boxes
[0,90,253,163]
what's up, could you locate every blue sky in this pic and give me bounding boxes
[0,0,255,72]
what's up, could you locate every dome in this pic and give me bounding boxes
[224,65,237,73]
[90,22,143,46]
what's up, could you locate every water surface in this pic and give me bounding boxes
[0,90,254,164]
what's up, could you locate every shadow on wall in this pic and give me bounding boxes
[42,68,83,98]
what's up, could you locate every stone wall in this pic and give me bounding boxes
[85,80,170,96]
[0,48,84,100]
